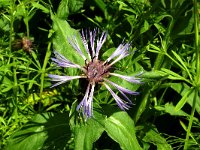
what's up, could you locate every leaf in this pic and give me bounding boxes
[15,3,26,18]
[175,88,194,111]
[155,102,189,117]
[31,2,49,14]
[161,68,191,83]
[94,0,106,12]
[154,23,166,34]
[170,83,200,114]
[57,0,84,19]
[171,50,189,72]
[68,0,84,14]
[57,0,69,19]
[51,14,85,67]
[142,125,172,150]
[105,112,142,150]
[140,70,168,79]
[140,20,150,34]
[74,114,105,150]
[5,113,71,150]
[1,76,13,93]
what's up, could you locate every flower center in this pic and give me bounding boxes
[86,59,109,83]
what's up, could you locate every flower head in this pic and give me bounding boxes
[49,29,142,118]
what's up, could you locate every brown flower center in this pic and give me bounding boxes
[86,59,109,83]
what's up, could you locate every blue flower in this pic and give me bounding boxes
[49,29,142,118]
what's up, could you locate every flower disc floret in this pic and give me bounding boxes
[85,58,110,83]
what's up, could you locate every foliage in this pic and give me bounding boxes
[0,0,200,149]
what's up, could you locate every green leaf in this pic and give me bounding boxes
[57,0,69,19]
[31,2,49,14]
[148,44,162,53]
[51,14,85,67]
[171,50,188,72]
[94,0,106,13]
[141,70,168,79]
[143,125,172,150]
[155,102,189,117]
[175,88,194,111]
[154,23,166,34]
[74,115,105,150]
[57,0,84,19]
[105,112,142,150]
[15,3,26,18]
[1,76,13,93]
[67,0,84,14]
[161,68,191,84]
[5,113,71,150]
[140,20,150,34]
[170,83,200,114]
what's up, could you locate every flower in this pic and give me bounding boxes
[49,29,142,118]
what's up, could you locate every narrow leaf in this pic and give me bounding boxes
[175,88,194,111]
[171,50,189,72]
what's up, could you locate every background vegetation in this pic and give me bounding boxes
[0,0,200,149]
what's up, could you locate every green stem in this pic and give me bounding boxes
[12,58,19,118]
[183,88,197,150]
[154,16,173,70]
[194,0,200,84]
[133,87,151,123]
[24,18,30,38]
[39,42,52,110]
[165,53,193,81]
[9,0,15,53]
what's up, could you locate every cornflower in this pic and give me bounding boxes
[49,29,141,118]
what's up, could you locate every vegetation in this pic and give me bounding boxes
[0,0,199,149]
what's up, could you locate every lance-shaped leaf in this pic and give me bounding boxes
[105,112,142,150]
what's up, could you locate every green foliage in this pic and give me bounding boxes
[104,112,142,150]
[74,112,105,150]
[5,113,71,150]
[0,0,200,149]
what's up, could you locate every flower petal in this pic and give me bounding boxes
[109,73,142,84]
[108,50,129,67]
[96,31,107,58]
[103,83,131,110]
[89,29,97,57]
[104,78,140,95]
[81,29,91,60]
[76,83,90,112]
[106,42,131,63]
[52,51,81,69]
[48,74,85,88]
[68,35,87,60]
[76,83,95,118]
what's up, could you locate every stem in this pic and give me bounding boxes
[194,0,200,84]
[39,42,52,109]
[183,88,197,150]
[165,53,193,81]
[9,0,15,52]
[12,58,19,118]
[133,87,151,123]
[24,18,30,38]
[154,16,173,70]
